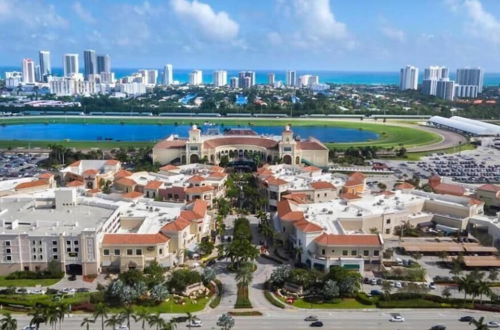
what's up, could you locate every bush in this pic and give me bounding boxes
[355,292,375,305]
[264,291,285,309]
[209,279,223,309]
[5,269,64,280]
[377,298,446,308]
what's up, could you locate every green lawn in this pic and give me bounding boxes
[114,297,210,314]
[0,277,61,287]
[0,117,441,150]
[396,143,476,161]
[0,292,91,308]
[282,297,375,309]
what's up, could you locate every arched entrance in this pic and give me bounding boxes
[295,156,300,164]
[283,155,292,165]
[190,154,199,163]
[128,261,137,270]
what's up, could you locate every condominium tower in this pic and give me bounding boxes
[22,58,35,84]
[63,54,79,77]
[162,64,173,85]
[212,70,227,87]
[399,65,418,90]
[83,50,97,79]
[456,68,484,93]
[38,50,51,80]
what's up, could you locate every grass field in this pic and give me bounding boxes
[0,277,61,287]
[280,297,374,309]
[113,297,210,314]
[0,117,441,150]
[398,143,476,161]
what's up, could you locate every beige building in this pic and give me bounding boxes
[60,160,121,189]
[475,184,500,209]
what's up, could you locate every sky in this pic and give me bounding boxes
[1,0,500,71]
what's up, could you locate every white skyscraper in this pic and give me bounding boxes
[38,50,51,80]
[422,66,448,96]
[267,72,275,85]
[147,69,158,85]
[399,65,418,90]
[162,64,173,85]
[456,68,484,93]
[64,54,79,77]
[436,79,455,101]
[189,70,203,85]
[22,58,35,84]
[286,70,297,87]
[212,70,227,87]
[230,77,239,89]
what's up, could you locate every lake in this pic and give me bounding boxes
[0,123,378,143]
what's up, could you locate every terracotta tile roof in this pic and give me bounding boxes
[154,139,187,149]
[190,199,207,218]
[477,184,500,193]
[145,180,163,190]
[340,192,362,200]
[69,160,81,167]
[161,217,191,232]
[82,169,99,176]
[114,170,133,179]
[15,179,48,190]
[159,164,178,171]
[203,137,279,149]
[468,198,484,205]
[311,181,336,190]
[266,176,288,186]
[394,182,415,190]
[38,173,54,179]
[122,191,143,199]
[293,219,323,233]
[115,177,137,187]
[282,193,308,204]
[188,175,206,183]
[179,210,200,222]
[297,139,328,150]
[208,172,226,179]
[377,191,395,196]
[344,172,366,186]
[87,188,101,194]
[103,233,169,245]
[105,159,120,165]
[185,185,214,194]
[66,180,84,187]
[314,233,382,246]
[277,199,295,218]
[211,166,225,172]
[433,183,465,196]
[281,211,305,222]
[303,166,321,172]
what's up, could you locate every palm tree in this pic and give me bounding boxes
[28,305,46,330]
[147,312,166,330]
[119,306,134,329]
[185,312,194,329]
[54,303,66,330]
[133,309,150,330]
[457,274,474,302]
[235,262,254,287]
[92,302,109,330]
[80,317,95,330]
[470,316,489,330]
[0,313,17,330]
[44,306,59,330]
[477,281,492,304]
[162,319,177,330]
[104,314,123,330]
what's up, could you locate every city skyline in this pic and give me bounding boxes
[0,0,500,71]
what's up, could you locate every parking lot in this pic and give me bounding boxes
[0,152,48,180]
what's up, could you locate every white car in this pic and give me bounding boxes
[114,325,129,330]
[488,321,500,328]
[389,315,405,322]
[395,281,402,289]
[188,319,203,327]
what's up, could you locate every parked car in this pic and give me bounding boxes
[304,316,319,322]
[310,321,323,327]
[370,290,383,296]
[188,319,202,327]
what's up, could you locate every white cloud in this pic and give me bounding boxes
[72,1,96,24]
[380,25,406,42]
[170,0,239,42]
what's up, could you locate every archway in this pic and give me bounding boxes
[190,154,199,163]
[283,155,292,165]
[295,156,300,164]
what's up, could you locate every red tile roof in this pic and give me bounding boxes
[154,139,187,149]
[103,233,169,245]
[82,169,99,176]
[311,181,336,190]
[105,159,120,165]
[297,139,328,150]
[114,170,133,179]
[159,164,179,171]
[293,219,323,233]
[394,182,415,190]
[281,211,305,222]
[15,180,49,190]
[478,184,500,193]
[303,166,321,172]
[433,183,465,196]
[38,173,54,179]
[161,217,191,232]
[345,172,366,186]
[66,180,84,187]
[277,199,295,218]
[185,186,214,194]
[203,137,279,149]
[211,166,225,172]
[115,177,137,187]
[122,191,143,199]
[188,175,206,183]
[190,199,207,218]
[145,180,162,190]
[314,233,381,246]
[282,193,308,204]
[266,176,288,186]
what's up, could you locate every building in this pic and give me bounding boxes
[116,82,147,96]
[241,76,252,89]
[230,77,239,89]
[456,68,484,93]
[455,85,478,99]
[212,70,227,87]
[475,184,500,210]
[436,79,455,101]
[299,75,319,87]
[422,66,448,96]
[38,50,51,81]
[60,160,122,190]
[96,55,111,74]
[286,70,297,87]
[162,64,173,85]
[138,69,158,85]
[83,50,97,80]
[189,70,203,85]
[63,54,79,77]
[268,72,275,85]
[399,65,418,90]
[427,116,500,136]
[238,71,255,88]
[22,59,35,84]
[152,125,330,167]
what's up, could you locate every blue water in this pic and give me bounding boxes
[0,123,378,143]
[2,66,500,86]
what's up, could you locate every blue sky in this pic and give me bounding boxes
[1,0,500,71]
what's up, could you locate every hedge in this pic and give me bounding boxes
[209,279,223,309]
[355,292,375,305]
[264,291,285,309]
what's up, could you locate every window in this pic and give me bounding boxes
[351,250,357,256]
[5,241,10,246]
[5,256,11,261]
[6,249,11,254]
[114,249,120,256]
[331,250,335,253]
[324,193,327,197]
[385,228,391,234]
[342,250,348,256]
[32,240,36,246]
[39,248,42,252]
[53,255,58,260]
[363,250,369,256]
[386,219,391,224]
[52,241,57,245]
[32,248,36,253]
[103,249,110,256]
[74,248,79,252]
[373,250,380,256]
[33,255,37,260]
[66,241,71,245]
[127,249,133,256]
[74,241,79,245]
[317,194,320,198]
[66,248,71,252]
[136,249,142,255]
[38,240,42,245]
[159,248,163,255]
[321,249,325,255]
[39,255,43,260]
[52,248,58,253]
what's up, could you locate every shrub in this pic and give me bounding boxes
[209,279,223,309]
[355,292,374,305]
[264,291,285,309]
[234,285,252,309]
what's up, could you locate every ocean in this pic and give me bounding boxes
[2,66,500,86]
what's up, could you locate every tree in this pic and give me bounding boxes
[150,284,170,303]
[235,262,254,287]
[202,267,216,285]
[441,287,452,301]
[382,281,392,298]
[80,317,95,330]
[104,314,123,330]
[323,280,340,300]
[489,269,499,282]
[269,265,291,289]
[469,316,489,330]
[133,309,150,330]
[224,238,259,269]
[477,281,492,304]
[119,305,134,329]
[217,313,235,330]
[143,259,166,287]
[28,305,46,330]
[92,303,109,330]
[198,239,215,256]
[44,306,59,330]
[0,313,17,330]
[457,273,475,302]
[168,269,202,293]
[147,312,166,330]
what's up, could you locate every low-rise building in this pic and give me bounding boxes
[60,160,121,189]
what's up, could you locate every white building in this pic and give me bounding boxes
[22,59,35,84]
[138,69,158,85]
[162,64,173,85]
[49,77,97,97]
[436,79,455,101]
[229,77,239,89]
[299,75,319,87]
[212,70,227,87]
[286,70,297,87]
[189,70,203,85]
[39,50,51,81]
[4,72,22,88]
[422,66,448,96]
[64,54,79,77]
[455,85,478,99]
[268,72,275,85]
[399,65,418,90]
[456,68,484,93]
[116,82,147,96]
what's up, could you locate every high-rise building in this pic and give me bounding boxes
[286,70,297,87]
[96,55,111,74]
[299,74,320,87]
[267,72,275,86]
[147,69,158,85]
[212,70,227,87]
[241,76,252,89]
[83,50,97,80]
[238,71,255,88]
[189,70,203,85]
[424,66,448,80]
[230,77,239,89]
[162,64,173,85]
[456,68,484,93]
[399,65,418,90]
[22,58,35,84]
[455,85,478,99]
[34,65,41,83]
[64,54,79,77]
[436,79,455,101]
[38,50,51,81]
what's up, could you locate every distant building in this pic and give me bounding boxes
[38,50,51,81]
[212,70,227,87]
[162,64,173,85]
[83,50,97,80]
[456,68,484,93]
[22,58,35,84]
[399,65,418,90]
[189,70,203,85]
[286,70,297,87]
[63,54,79,77]
[455,85,478,99]
[267,72,275,85]
[229,77,239,89]
[299,75,319,87]
[96,54,111,74]
[238,71,255,88]
[241,76,252,89]
[436,79,455,101]
[4,72,22,88]
[116,82,147,96]
[422,66,448,96]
